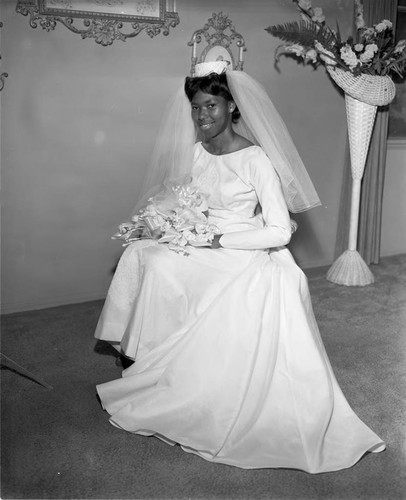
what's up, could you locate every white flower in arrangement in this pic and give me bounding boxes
[285,43,306,57]
[362,27,375,39]
[359,50,374,64]
[311,7,325,23]
[354,0,365,29]
[340,45,359,70]
[375,20,392,32]
[314,41,336,65]
[117,222,136,236]
[365,43,378,54]
[267,0,406,77]
[172,184,206,209]
[112,183,220,255]
[305,49,318,63]
[394,40,406,54]
[297,0,312,10]
[359,43,378,63]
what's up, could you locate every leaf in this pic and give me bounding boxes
[265,20,337,50]
[335,20,342,45]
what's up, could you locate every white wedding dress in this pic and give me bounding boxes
[95,143,384,473]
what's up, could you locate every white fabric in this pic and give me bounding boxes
[133,66,321,214]
[194,60,229,76]
[226,70,321,212]
[95,145,384,473]
[194,143,292,249]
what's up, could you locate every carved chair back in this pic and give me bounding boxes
[188,12,247,76]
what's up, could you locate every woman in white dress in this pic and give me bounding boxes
[95,61,385,473]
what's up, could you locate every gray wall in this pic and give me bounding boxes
[1,0,405,313]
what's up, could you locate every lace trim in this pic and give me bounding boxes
[194,163,221,206]
[107,240,157,308]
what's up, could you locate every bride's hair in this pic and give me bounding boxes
[184,72,241,123]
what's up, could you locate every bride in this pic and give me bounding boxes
[95,61,385,473]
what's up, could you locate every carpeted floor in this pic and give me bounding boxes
[1,254,406,500]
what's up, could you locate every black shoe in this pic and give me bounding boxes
[115,354,134,369]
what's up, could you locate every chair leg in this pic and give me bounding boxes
[1,353,53,389]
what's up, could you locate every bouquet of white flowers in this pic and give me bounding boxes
[266,0,406,78]
[113,184,221,256]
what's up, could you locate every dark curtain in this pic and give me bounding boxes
[334,0,398,264]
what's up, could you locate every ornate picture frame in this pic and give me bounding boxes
[16,0,179,46]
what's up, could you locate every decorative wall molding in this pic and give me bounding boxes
[16,0,179,46]
[387,138,406,150]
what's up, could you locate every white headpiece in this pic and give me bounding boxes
[194,61,229,77]
[134,63,320,213]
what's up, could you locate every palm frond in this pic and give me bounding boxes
[335,21,342,45]
[265,20,338,50]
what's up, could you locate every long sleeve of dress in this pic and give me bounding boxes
[219,150,292,250]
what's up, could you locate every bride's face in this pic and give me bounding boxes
[190,90,234,140]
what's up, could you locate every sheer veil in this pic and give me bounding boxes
[227,70,320,212]
[132,84,196,213]
[133,62,320,214]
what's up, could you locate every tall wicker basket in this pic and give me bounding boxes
[326,67,396,286]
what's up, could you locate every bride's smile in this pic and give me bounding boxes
[191,91,233,140]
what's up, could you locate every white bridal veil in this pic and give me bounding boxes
[135,61,321,214]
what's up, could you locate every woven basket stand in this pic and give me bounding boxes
[326,67,396,286]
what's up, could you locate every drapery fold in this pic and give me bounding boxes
[334,0,398,264]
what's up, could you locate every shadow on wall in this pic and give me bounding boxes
[290,211,325,267]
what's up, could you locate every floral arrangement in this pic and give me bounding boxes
[266,0,406,78]
[112,184,220,256]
